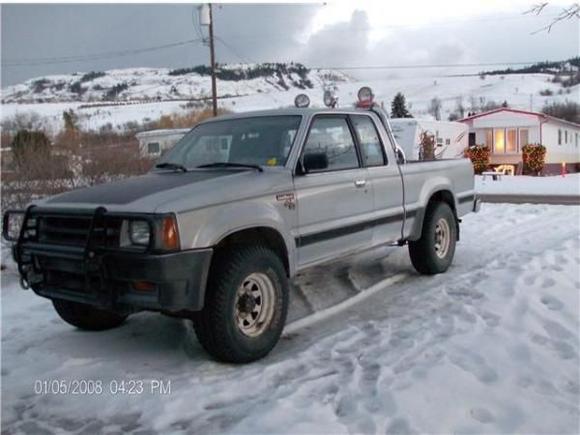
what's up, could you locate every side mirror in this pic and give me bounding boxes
[303,152,328,173]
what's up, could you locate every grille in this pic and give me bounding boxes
[35,214,123,248]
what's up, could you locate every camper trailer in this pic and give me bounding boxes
[390,119,468,161]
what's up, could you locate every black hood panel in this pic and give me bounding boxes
[48,170,233,205]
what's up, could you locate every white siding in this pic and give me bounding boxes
[542,122,580,164]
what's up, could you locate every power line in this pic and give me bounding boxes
[310,61,553,71]
[2,39,203,67]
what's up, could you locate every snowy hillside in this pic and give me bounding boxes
[1,63,349,104]
[1,62,578,135]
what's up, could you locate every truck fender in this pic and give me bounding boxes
[178,200,297,276]
[407,180,457,241]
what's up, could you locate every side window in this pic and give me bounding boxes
[350,115,386,166]
[147,142,160,155]
[303,117,359,171]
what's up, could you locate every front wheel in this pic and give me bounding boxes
[193,244,289,363]
[409,202,457,275]
[52,299,128,331]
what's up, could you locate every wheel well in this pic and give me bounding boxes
[426,190,459,240]
[408,189,458,241]
[214,227,290,276]
[427,190,456,215]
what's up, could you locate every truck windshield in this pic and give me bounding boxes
[157,116,302,169]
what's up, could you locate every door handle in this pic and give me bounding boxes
[354,179,367,188]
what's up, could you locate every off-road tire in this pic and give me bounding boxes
[52,299,128,331]
[193,244,289,363]
[409,201,457,275]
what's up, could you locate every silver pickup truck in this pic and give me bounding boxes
[3,99,479,363]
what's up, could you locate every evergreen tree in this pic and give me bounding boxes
[391,92,412,118]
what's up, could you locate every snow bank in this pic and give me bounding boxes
[477,174,580,196]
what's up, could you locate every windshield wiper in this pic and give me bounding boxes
[197,162,264,172]
[155,162,188,172]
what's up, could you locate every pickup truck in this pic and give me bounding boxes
[3,98,479,363]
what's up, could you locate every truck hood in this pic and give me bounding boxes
[42,169,292,213]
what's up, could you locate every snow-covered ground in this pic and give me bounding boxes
[2,70,577,134]
[2,203,579,434]
[476,174,580,196]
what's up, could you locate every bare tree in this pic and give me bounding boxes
[525,2,580,33]
[428,97,442,121]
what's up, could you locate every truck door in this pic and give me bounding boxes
[349,114,405,246]
[294,115,374,267]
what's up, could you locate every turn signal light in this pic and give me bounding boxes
[133,281,156,292]
[162,215,180,251]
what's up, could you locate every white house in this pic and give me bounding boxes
[135,128,190,158]
[390,119,468,160]
[460,108,580,175]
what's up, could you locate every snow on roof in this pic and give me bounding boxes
[135,128,190,139]
[459,107,580,129]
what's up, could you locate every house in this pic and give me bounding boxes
[135,128,190,158]
[459,108,580,175]
[390,119,468,160]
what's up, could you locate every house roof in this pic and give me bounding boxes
[458,107,580,129]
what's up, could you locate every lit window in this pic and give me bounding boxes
[494,129,505,153]
[506,128,517,153]
[519,129,529,149]
[485,129,493,148]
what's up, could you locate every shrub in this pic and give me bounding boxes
[539,88,554,96]
[522,143,547,175]
[419,131,435,160]
[463,145,490,174]
[11,130,51,167]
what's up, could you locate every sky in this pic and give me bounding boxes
[1,1,578,87]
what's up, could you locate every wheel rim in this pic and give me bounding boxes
[434,218,451,259]
[234,272,276,337]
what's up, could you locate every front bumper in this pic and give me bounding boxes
[15,244,213,314]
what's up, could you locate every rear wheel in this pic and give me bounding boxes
[409,202,457,275]
[52,299,128,331]
[193,244,288,363]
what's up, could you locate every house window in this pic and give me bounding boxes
[494,129,505,153]
[485,129,493,148]
[558,129,562,145]
[445,138,451,145]
[147,142,161,154]
[519,129,529,149]
[565,130,568,144]
[576,133,578,148]
[506,128,517,153]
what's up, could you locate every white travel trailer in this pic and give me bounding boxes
[390,119,468,160]
[135,128,190,158]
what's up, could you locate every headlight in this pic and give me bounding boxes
[129,220,151,246]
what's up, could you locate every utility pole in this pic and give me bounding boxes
[208,4,218,116]
[200,3,218,117]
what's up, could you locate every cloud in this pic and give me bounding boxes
[301,10,370,67]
